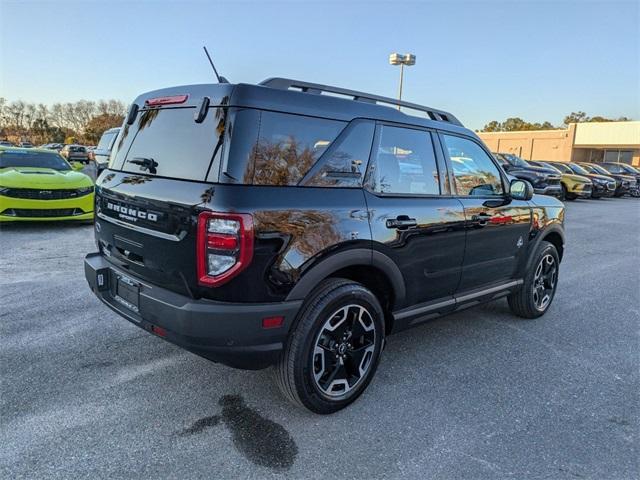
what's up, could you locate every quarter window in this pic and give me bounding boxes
[442,135,504,196]
[367,125,440,195]
[224,110,346,186]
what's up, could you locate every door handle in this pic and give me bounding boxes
[471,213,492,227]
[386,216,417,229]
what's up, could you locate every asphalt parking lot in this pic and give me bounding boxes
[1,197,638,480]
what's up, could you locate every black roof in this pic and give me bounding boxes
[133,78,471,136]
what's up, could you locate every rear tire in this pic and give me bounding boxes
[275,278,385,414]
[508,241,559,319]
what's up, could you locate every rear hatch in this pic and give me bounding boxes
[95,84,234,297]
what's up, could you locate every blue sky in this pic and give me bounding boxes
[1,0,638,129]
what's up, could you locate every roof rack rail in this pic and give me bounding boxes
[259,77,463,127]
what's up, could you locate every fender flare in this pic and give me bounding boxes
[285,248,406,306]
[526,223,565,271]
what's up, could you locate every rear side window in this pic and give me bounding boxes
[367,125,440,195]
[119,107,224,181]
[304,120,374,188]
[223,110,345,185]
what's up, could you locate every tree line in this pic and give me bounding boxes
[480,112,632,132]
[0,98,126,145]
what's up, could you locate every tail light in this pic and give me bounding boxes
[197,212,253,287]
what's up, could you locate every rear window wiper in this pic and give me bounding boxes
[128,157,158,174]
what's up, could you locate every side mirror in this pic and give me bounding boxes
[71,162,84,171]
[510,179,534,201]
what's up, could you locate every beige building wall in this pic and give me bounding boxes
[477,121,640,165]
[574,121,640,147]
[478,126,575,161]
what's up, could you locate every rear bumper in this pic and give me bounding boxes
[84,252,302,369]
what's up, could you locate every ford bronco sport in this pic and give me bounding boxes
[84,78,565,414]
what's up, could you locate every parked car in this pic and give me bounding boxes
[578,162,635,197]
[0,140,15,147]
[93,127,120,175]
[84,78,565,413]
[18,142,34,148]
[40,143,64,151]
[0,146,94,222]
[60,144,90,164]
[528,161,592,200]
[493,153,563,198]
[600,162,640,197]
[556,162,616,198]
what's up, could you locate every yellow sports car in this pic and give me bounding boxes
[0,146,94,222]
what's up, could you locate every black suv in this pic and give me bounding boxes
[600,162,640,196]
[579,162,637,197]
[84,78,565,413]
[493,153,563,198]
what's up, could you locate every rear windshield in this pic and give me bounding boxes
[69,146,86,153]
[97,131,118,150]
[0,150,70,170]
[114,107,225,181]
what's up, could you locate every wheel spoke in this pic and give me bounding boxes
[532,254,557,311]
[345,343,374,377]
[320,360,348,392]
[312,303,378,397]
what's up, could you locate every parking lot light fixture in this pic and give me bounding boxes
[389,53,416,109]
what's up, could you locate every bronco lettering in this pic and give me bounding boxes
[106,202,158,222]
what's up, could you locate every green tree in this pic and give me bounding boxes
[481,120,501,132]
[502,117,529,131]
[563,111,588,125]
[83,113,125,144]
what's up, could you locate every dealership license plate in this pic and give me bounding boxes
[115,275,140,313]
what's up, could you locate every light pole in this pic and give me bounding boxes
[389,53,416,109]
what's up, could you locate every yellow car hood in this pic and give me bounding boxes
[0,167,93,189]
[563,173,591,184]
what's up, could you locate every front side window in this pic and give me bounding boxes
[442,135,504,196]
[367,125,440,195]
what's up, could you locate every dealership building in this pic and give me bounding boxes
[478,121,640,166]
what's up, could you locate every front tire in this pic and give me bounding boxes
[275,278,385,414]
[508,241,559,319]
